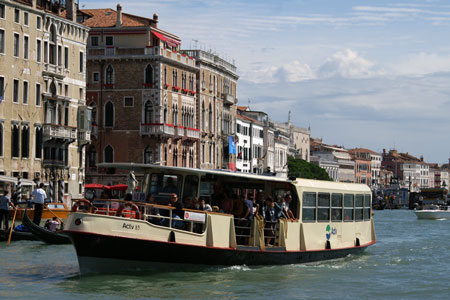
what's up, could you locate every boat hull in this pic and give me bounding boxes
[414,210,450,220]
[66,231,371,274]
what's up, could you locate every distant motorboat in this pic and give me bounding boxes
[414,205,450,220]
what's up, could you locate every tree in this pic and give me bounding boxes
[287,156,332,181]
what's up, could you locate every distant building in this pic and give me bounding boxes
[0,0,89,200]
[181,49,238,170]
[310,138,355,182]
[81,5,199,185]
[381,149,429,192]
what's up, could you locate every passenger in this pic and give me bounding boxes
[239,195,254,245]
[211,184,224,208]
[183,197,193,209]
[255,192,265,213]
[283,194,296,220]
[48,216,60,232]
[192,197,200,210]
[146,194,161,224]
[221,193,233,214]
[44,219,51,230]
[199,197,212,212]
[232,194,244,218]
[166,193,184,229]
[212,205,220,212]
[262,197,277,246]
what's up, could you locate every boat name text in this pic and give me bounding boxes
[122,223,140,230]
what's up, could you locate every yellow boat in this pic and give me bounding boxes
[9,202,70,221]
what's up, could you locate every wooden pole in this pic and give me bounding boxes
[7,208,18,245]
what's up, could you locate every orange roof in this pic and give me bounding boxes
[349,148,379,155]
[237,114,263,126]
[237,106,248,111]
[81,8,152,28]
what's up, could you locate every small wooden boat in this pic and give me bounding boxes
[22,209,72,244]
[0,228,38,242]
[9,202,70,221]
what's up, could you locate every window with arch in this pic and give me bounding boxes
[0,122,3,157]
[164,146,167,165]
[163,102,168,123]
[208,103,212,132]
[201,102,205,131]
[189,149,194,168]
[104,101,114,127]
[35,126,42,159]
[49,25,56,65]
[189,75,194,91]
[173,147,178,167]
[105,65,114,85]
[145,65,154,85]
[164,66,167,85]
[11,123,20,158]
[88,146,96,167]
[144,101,154,123]
[182,148,187,167]
[104,145,113,163]
[144,146,153,164]
[172,104,178,126]
[172,70,178,87]
[21,125,29,158]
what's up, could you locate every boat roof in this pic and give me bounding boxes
[98,163,291,183]
[97,163,372,192]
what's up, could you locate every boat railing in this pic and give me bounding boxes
[82,199,208,234]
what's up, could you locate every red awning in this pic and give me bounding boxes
[109,184,128,191]
[152,31,180,47]
[85,183,110,189]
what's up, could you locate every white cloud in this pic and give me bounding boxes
[317,49,382,79]
[243,60,314,83]
[394,52,450,75]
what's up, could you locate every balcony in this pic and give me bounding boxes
[78,130,91,144]
[87,46,197,69]
[185,127,200,140]
[43,124,77,142]
[222,92,235,106]
[43,63,65,79]
[140,123,175,137]
[176,126,185,137]
[42,159,67,168]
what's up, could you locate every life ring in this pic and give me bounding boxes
[72,199,92,212]
[115,202,141,220]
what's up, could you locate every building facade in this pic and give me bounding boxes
[0,0,89,200]
[82,6,199,184]
[181,49,238,171]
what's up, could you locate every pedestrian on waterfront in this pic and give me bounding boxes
[0,191,15,230]
[31,183,47,225]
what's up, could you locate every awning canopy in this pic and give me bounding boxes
[85,183,110,190]
[110,184,128,191]
[0,175,36,186]
[152,31,180,47]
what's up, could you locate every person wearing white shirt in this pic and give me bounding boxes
[31,183,47,225]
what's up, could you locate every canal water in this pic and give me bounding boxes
[1,210,449,300]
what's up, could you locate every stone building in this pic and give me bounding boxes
[81,5,199,184]
[181,49,238,170]
[0,0,89,200]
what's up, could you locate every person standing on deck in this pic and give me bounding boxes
[0,191,15,230]
[31,183,47,225]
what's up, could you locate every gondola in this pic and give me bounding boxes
[22,209,72,245]
[0,228,37,242]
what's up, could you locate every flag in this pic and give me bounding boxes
[228,136,236,155]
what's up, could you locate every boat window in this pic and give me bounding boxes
[302,192,316,222]
[183,175,199,200]
[142,173,151,196]
[317,193,330,222]
[149,173,182,204]
[364,194,371,220]
[355,194,364,221]
[344,194,354,222]
[199,180,212,204]
[331,193,343,222]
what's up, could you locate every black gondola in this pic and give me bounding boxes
[22,209,72,244]
[0,228,38,242]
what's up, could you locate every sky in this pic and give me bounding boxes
[82,0,450,164]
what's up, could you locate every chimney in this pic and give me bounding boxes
[116,4,123,27]
[66,0,76,21]
[153,13,159,28]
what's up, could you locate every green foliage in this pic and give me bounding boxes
[287,156,332,181]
